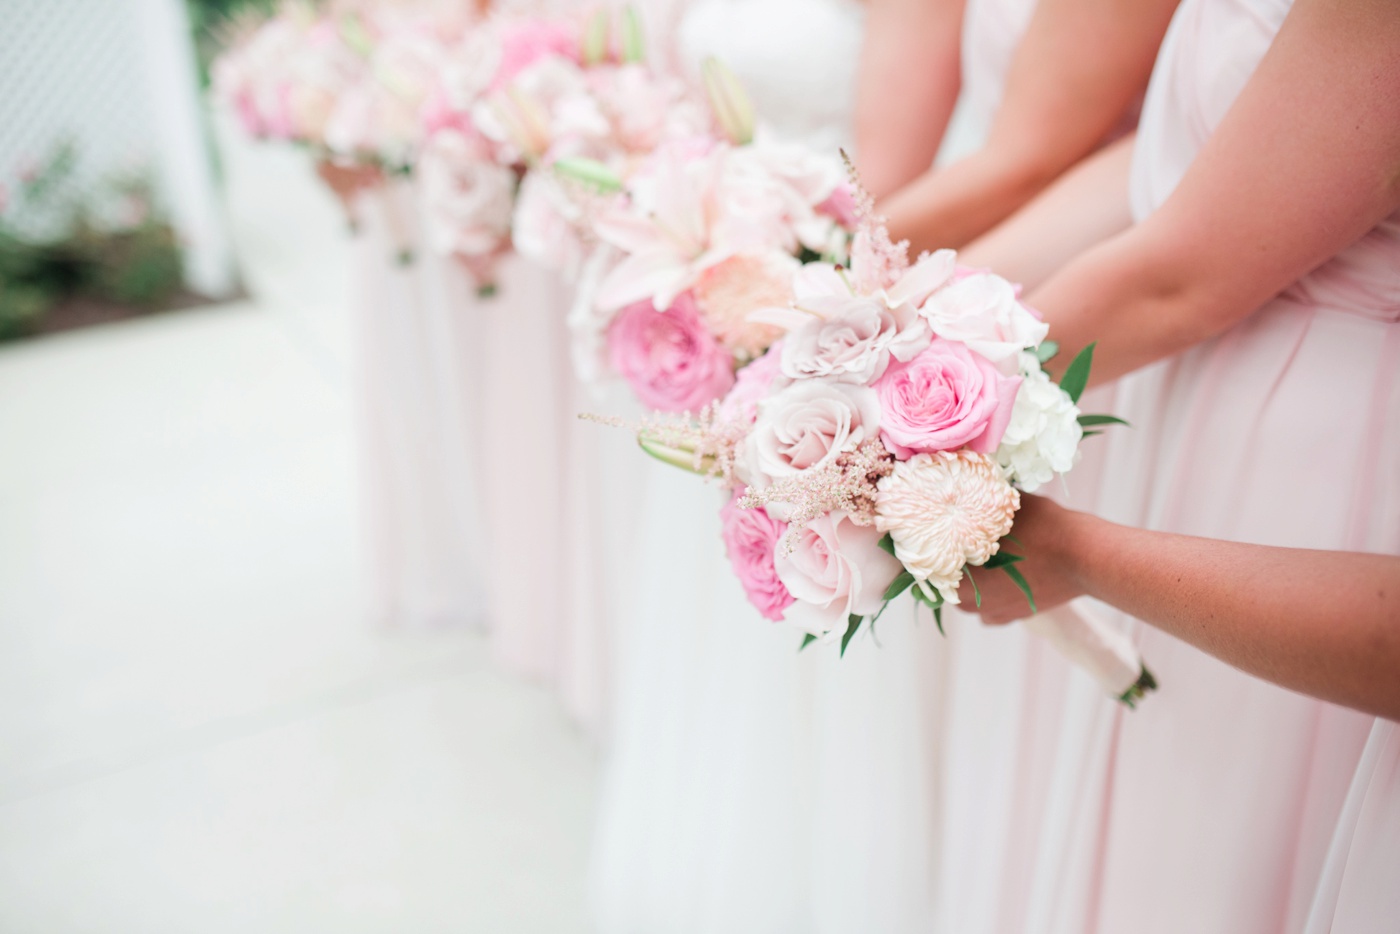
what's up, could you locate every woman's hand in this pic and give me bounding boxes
[315,160,383,223]
[971,494,1091,625]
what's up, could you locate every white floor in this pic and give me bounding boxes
[0,119,597,932]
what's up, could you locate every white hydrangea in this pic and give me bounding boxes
[995,352,1083,492]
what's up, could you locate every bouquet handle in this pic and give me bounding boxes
[1021,600,1156,707]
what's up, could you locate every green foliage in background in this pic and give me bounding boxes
[187,0,279,86]
[0,142,185,342]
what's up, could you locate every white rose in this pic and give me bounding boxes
[919,272,1049,370]
[774,511,903,637]
[742,379,881,489]
[512,170,586,273]
[417,130,516,258]
[995,353,1083,492]
[874,451,1020,605]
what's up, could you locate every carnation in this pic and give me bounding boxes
[874,451,1020,605]
[693,252,796,359]
[996,353,1083,492]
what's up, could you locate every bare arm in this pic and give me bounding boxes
[1026,0,1400,385]
[960,133,1135,291]
[878,0,1177,251]
[972,496,1400,721]
[854,0,965,199]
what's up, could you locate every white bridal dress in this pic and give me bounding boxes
[589,1,952,932]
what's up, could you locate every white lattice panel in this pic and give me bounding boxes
[0,0,236,295]
[0,0,156,235]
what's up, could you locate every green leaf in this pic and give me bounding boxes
[1001,563,1037,615]
[799,633,818,652]
[912,581,943,608]
[1081,430,1103,438]
[982,552,1026,570]
[965,567,982,608]
[883,569,916,602]
[1117,665,1158,708]
[1077,414,1130,428]
[1058,342,1096,404]
[1034,340,1060,365]
[877,533,897,557]
[933,606,944,635]
[839,614,862,657]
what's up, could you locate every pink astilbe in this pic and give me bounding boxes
[839,149,909,295]
[738,437,895,552]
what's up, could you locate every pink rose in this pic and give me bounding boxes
[607,293,736,413]
[720,493,795,622]
[719,344,787,425]
[492,21,580,91]
[875,339,1020,458]
[774,511,903,636]
[816,183,858,229]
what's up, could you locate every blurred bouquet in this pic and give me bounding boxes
[595,173,1153,705]
[415,5,703,290]
[555,59,860,404]
[213,0,472,171]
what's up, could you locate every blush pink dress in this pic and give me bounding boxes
[1303,720,1400,933]
[475,252,619,731]
[1003,1,1400,931]
[351,178,487,630]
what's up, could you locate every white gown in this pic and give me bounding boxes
[589,2,946,931]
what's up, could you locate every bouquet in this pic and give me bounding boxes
[595,167,1155,706]
[414,5,706,289]
[212,4,366,150]
[553,59,860,406]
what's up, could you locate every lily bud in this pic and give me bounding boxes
[581,9,609,66]
[638,436,716,475]
[702,57,754,145]
[620,6,646,64]
[553,156,624,193]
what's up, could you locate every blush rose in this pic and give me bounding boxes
[773,511,903,637]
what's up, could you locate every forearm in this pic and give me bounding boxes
[881,146,1051,252]
[1067,513,1400,720]
[854,0,964,200]
[1023,225,1214,385]
[960,133,1135,290]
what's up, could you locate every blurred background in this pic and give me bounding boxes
[0,1,596,929]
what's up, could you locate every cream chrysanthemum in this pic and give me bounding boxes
[874,450,1019,604]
